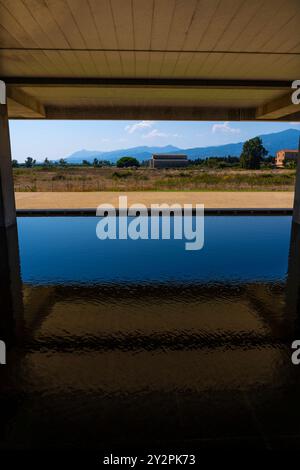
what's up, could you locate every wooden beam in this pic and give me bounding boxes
[3,77,292,90]
[278,111,300,122]
[43,105,256,121]
[256,92,300,120]
[6,87,45,118]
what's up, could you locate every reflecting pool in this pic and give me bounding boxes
[18,216,290,285]
[1,216,300,450]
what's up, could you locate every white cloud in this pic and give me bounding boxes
[125,120,155,134]
[212,121,240,134]
[142,129,169,139]
[289,122,300,126]
[142,129,181,139]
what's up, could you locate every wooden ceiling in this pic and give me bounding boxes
[1,0,300,120]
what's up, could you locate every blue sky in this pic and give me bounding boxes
[9,119,300,162]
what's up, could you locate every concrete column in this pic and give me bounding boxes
[285,221,300,337]
[292,138,300,224]
[0,224,24,346]
[0,81,16,227]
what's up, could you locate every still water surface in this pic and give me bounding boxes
[19,216,290,284]
[1,216,300,450]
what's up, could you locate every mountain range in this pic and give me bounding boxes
[64,129,300,163]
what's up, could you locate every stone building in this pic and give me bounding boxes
[276,149,298,167]
[150,154,188,169]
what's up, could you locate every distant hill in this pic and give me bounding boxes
[64,129,300,163]
[258,128,300,156]
[65,145,180,163]
[178,129,300,159]
[64,149,104,162]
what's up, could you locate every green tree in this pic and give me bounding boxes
[116,156,140,168]
[240,137,267,169]
[59,158,67,167]
[12,159,19,168]
[82,159,91,166]
[285,160,297,169]
[265,155,275,163]
[43,158,52,168]
[25,157,36,168]
[93,158,99,167]
[100,160,112,167]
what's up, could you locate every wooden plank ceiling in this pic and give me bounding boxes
[0,0,300,120]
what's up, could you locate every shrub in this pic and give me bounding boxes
[116,157,140,168]
[112,171,133,178]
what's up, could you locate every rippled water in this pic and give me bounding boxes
[1,216,300,450]
[18,216,290,285]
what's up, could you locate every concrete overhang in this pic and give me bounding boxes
[0,0,299,121]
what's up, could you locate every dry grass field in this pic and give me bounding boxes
[13,166,296,192]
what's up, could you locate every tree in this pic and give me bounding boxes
[25,157,36,168]
[12,159,19,168]
[43,158,52,168]
[99,160,112,167]
[82,159,91,166]
[116,156,140,168]
[93,159,112,167]
[261,155,275,169]
[285,160,297,169]
[240,137,267,169]
[264,156,275,164]
[58,158,67,167]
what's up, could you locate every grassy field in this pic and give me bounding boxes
[13,166,296,192]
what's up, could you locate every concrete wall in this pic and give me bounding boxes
[151,159,188,169]
[0,103,16,227]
